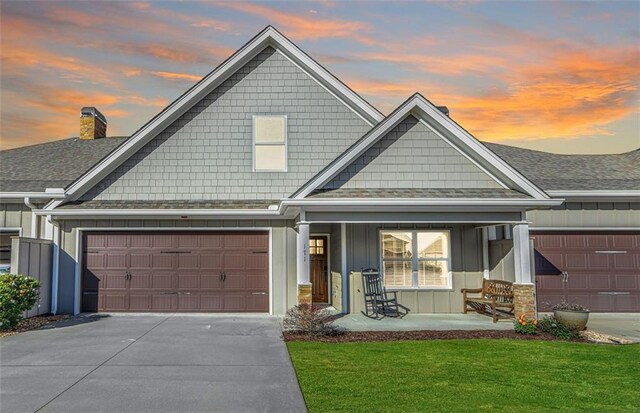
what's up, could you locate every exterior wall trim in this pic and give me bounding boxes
[72,227,275,315]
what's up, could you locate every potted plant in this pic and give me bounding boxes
[552,301,589,331]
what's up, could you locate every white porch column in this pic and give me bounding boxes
[513,221,536,318]
[296,218,311,304]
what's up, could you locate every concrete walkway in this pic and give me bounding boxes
[0,314,306,413]
[583,313,640,343]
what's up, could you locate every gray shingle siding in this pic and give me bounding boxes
[322,115,502,190]
[81,47,371,201]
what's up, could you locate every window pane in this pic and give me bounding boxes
[310,247,316,255]
[317,247,324,255]
[383,261,413,288]
[255,117,285,143]
[309,239,316,247]
[317,239,323,247]
[255,145,286,171]
[382,232,413,259]
[418,260,449,288]
[417,232,448,258]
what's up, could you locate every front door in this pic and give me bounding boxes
[310,235,329,303]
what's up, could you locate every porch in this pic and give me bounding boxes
[294,209,537,318]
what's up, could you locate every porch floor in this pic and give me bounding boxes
[333,313,513,332]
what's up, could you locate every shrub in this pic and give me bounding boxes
[283,304,343,337]
[537,315,580,340]
[0,274,40,330]
[513,314,538,335]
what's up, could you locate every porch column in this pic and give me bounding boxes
[513,222,536,318]
[296,219,312,305]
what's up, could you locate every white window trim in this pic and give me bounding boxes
[379,229,453,290]
[252,115,288,172]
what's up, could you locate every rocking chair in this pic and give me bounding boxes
[361,268,410,319]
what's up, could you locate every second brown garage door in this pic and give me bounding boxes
[534,232,640,312]
[82,231,269,313]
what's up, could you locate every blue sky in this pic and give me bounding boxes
[1,1,638,153]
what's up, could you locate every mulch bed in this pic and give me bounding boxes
[0,314,71,338]
[283,330,586,343]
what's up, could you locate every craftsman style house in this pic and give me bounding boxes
[1,27,638,317]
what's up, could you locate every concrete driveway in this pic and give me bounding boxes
[0,314,306,413]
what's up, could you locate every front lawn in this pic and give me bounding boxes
[288,339,640,412]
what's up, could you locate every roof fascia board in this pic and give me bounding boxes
[34,208,285,219]
[0,191,66,200]
[57,26,383,206]
[282,198,563,207]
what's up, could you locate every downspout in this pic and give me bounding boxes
[24,197,38,238]
[49,215,60,315]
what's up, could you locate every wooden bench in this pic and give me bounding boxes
[461,279,514,323]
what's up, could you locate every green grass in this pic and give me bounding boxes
[287,340,640,413]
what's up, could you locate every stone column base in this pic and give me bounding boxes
[297,283,312,305]
[513,283,536,319]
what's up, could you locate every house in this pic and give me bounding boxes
[1,26,638,317]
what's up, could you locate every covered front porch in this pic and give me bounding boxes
[293,209,537,319]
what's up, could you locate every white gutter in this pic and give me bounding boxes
[0,188,66,200]
[281,198,564,207]
[34,207,284,218]
[546,190,640,199]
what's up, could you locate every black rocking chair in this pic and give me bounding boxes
[361,268,410,319]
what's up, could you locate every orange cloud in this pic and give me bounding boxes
[151,71,203,82]
[222,2,375,44]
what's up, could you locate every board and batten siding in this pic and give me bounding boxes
[346,223,484,314]
[0,203,32,235]
[55,219,298,315]
[527,202,640,229]
[81,47,371,202]
[322,115,502,190]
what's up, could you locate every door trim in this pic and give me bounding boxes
[310,233,330,304]
[74,227,273,315]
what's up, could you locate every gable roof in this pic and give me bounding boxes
[485,143,640,192]
[292,93,550,200]
[50,26,384,208]
[0,137,128,193]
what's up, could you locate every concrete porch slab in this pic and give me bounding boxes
[334,313,514,331]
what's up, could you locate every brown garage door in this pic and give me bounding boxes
[82,231,269,312]
[534,232,640,312]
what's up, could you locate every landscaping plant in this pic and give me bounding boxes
[0,274,40,330]
[283,304,343,337]
[551,300,589,312]
[537,315,580,340]
[513,314,538,335]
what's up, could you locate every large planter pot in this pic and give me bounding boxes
[553,310,589,331]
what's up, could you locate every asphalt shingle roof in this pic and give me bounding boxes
[485,143,640,191]
[59,200,278,209]
[0,137,128,192]
[309,188,530,199]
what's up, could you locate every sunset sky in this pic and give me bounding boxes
[1,1,639,154]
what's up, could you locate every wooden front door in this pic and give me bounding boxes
[310,235,329,303]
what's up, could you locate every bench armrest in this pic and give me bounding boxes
[460,288,482,294]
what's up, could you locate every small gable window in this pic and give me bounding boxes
[253,115,287,172]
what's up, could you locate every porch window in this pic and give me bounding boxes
[380,230,451,289]
[253,115,287,171]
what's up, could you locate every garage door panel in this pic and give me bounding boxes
[615,274,639,290]
[83,231,269,313]
[178,254,200,269]
[129,295,151,311]
[130,253,151,269]
[151,254,174,269]
[613,254,636,270]
[535,232,640,313]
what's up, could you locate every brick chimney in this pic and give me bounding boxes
[80,107,107,139]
